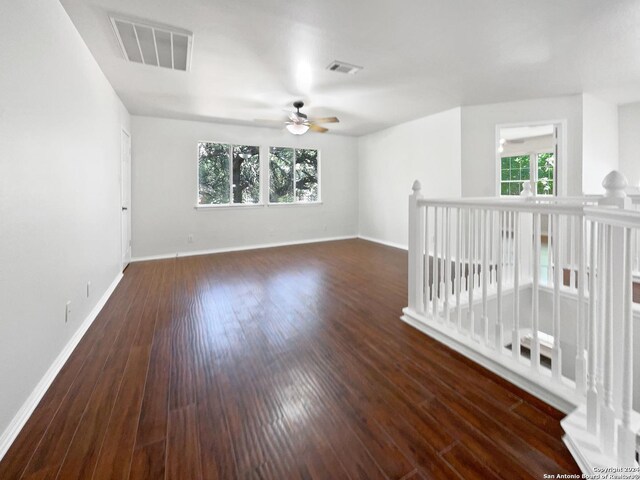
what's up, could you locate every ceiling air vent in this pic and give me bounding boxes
[326,60,362,75]
[110,15,193,71]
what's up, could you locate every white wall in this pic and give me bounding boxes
[131,116,359,258]
[619,101,640,188]
[582,94,619,194]
[358,108,462,248]
[461,95,583,197]
[0,0,130,448]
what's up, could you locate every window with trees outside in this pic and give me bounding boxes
[269,147,320,203]
[198,142,260,205]
[500,152,555,196]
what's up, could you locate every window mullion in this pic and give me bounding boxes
[229,144,233,204]
[292,148,297,203]
[530,151,536,196]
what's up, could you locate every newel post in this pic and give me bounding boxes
[597,170,632,457]
[520,181,534,198]
[600,170,630,207]
[408,180,425,313]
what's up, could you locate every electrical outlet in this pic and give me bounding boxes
[86,281,91,298]
[65,301,72,323]
[187,234,194,244]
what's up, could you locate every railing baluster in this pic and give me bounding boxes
[489,209,495,285]
[476,210,481,289]
[460,209,469,292]
[503,211,507,283]
[552,213,562,379]
[507,211,512,284]
[635,225,640,274]
[456,207,462,331]
[512,211,521,362]
[432,207,439,319]
[424,206,430,314]
[617,227,635,465]
[468,208,475,337]
[570,216,576,288]
[601,225,615,455]
[531,212,541,371]
[503,211,507,284]
[587,220,598,434]
[597,224,606,409]
[547,214,553,286]
[575,215,586,394]
[482,209,489,344]
[408,181,424,313]
[496,210,504,351]
[444,207,451,324]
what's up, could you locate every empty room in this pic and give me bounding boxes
[2,0,640,478]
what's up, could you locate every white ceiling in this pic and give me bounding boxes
[60,0,640,136]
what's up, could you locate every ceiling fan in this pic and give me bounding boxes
[256,101,339,135]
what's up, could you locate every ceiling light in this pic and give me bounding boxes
[286,124,309,135]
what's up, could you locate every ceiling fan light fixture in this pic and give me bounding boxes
[286,123,310,135]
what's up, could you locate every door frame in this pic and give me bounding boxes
[494,119,567,197]
[120,127,131,270]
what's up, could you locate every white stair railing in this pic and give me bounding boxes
[404,171,640,472]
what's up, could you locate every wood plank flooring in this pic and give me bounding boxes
[0,239,580,479]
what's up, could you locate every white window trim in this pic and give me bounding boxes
[267,146,322,205]
[494,120,567,197]
[194,203,265,210]
[196,141,263,208]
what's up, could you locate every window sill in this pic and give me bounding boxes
[195,203,265,210]
[267,201,323,207]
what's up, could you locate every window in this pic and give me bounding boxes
[198,142,260,205]
[500,152,555,196]
[536,152,555,195]
[500,155,530,196]
[269,147,319,203]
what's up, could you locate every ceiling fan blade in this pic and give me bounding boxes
[308,124,329,133]
[283,110,301,122]
[310,116,339,124]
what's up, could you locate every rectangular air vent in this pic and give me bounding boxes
[110,15,193,71]
[326,60,362,75]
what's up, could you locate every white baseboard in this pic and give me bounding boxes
[0,272,124,462]
[131,235,359,262]
[357,235,408,251]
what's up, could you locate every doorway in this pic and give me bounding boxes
[496,122,563,197]
[121,128,131,270]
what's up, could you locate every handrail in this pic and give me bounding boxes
[585,206,640,229]
[418,198,590,215]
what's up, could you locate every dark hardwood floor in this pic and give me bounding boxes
[0,239,580,479]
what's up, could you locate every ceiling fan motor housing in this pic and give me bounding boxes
[293,101,307,119]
